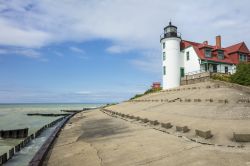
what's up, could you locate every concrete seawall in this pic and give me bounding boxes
[28,112,78,166]
[0,116,69,165]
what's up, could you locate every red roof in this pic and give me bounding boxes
[152,82,161,85]
[181,40,250,64]
[226,42,250,54]
[152,82,161,89]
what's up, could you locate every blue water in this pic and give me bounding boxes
[0,103,103,165]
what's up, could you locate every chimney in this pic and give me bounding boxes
[203,41,208,45]
[216,35,221,48]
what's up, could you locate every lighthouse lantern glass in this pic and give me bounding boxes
[166,26,177,33]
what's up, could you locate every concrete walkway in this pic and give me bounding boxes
[46,109,250,166]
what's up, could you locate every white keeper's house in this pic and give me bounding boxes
[160,22,250,90]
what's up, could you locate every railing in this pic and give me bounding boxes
[184,69,207,76]
[160,32,182,41]
[184,69,233,76]
[180,69,236,86]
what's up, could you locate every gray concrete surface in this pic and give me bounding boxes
[47,109,250,166]
[47,81,250,166]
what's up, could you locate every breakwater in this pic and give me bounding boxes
[28,112,77,166]
[0,116,67,165]
[0,128,29,139]
[61,108,93,113]
[27,113,70,117]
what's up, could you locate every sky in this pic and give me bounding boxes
[0,0,250,103]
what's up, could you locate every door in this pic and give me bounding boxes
[180,68,184,78]
[205,64,208,71]
[212,64,217,73]
[225,66,228,73]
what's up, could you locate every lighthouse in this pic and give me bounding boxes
[160,22,181,90]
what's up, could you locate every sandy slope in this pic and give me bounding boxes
[108,81,250,146]
[47,81,250,166]
[46,109,250,166]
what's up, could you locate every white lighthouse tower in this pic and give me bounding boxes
[160,22,181,90]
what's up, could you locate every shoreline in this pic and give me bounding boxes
[0,104,102,165]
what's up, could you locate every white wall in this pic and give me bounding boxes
[182,46,201,74]
[217,64,233,73]
[161,37,181,90]
[232,65,237,74]
[180,51,184,67]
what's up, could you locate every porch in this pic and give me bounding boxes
[200,60,235,74]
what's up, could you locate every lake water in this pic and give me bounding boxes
[0,103,103,165]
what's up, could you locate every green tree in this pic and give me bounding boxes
[230,62,250,86]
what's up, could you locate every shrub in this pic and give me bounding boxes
[103,103,118,108]
[211,63,250,86]
[130,87,162,100]
[230,63,250,86]
[144,87,162,95]
[130,94,144,100]
[211,73,230,82]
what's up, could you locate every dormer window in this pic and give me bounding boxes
[239,53,247,62]
[218,50,224,60]
[205,48,212,58]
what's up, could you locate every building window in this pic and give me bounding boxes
[186,51,190,61]
[239,54,247,62]
[163,42,165,49]
[163,52,166,61]
[218,50,224,60]
[205,49,212,58]
[163,66,166,75]
[239,54,243,61]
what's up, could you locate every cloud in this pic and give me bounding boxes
[68,46,88,59]
[0,0,250,70]
[14,49,41,58]
[106,45,132,54]
[54,51,63,57]
[0,47,47,61]
[0,47,39,57]
[130,50,162,74]
[69,46,85,54]
[75,91,92,95]
[0,18,51,47]
[0,0,249,51]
